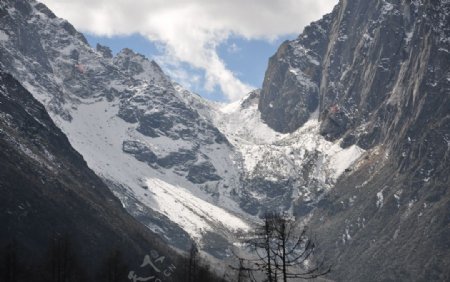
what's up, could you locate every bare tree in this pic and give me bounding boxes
[237,212,330,282]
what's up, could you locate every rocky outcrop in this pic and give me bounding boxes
[259,12,334,133]
[122,140,158,165]
[187,162,222,184]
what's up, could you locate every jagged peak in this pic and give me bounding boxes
[95,43,113,59]
[3,0,89,45]
[116,47,143,58]
[33,2,57,19]
[113,48,169,85]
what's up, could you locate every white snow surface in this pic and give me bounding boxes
[376,190,384,208]
[214,93,285,145]
[145,178,250,240]
[0,30,9,41]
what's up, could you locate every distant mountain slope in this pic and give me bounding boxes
[0,0,252,257]
[0,69,184,281]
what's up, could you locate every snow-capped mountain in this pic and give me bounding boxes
[0,0,251,256]
[0,0,363,257]
[1,0,449,280]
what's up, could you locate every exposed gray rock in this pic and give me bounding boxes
[114,48,145,75]
[138,112,174,137]
[260,0,449,154]
[117,103,139,123]
[319,111,349,140]
[122,140,157,164]
[2,0,449,276]
[157,149,197,168]
[259,12,333,133]
[187,162,222,184]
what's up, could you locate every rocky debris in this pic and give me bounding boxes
[122,140,222,185]
[137,112,174,138]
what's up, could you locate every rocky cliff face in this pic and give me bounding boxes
[259,12,333,133]
[261,0,449,150]
[260,0,450,280]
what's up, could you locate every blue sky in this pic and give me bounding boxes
[85,33,294,101]
[41,0,336,101]
[216,36,293,98]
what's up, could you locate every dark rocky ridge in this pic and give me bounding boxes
[259,0,449,280]
[0,69,186,280]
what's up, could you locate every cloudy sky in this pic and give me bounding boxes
[40,0,337,101]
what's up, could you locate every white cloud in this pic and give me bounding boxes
[39,0,337,101]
